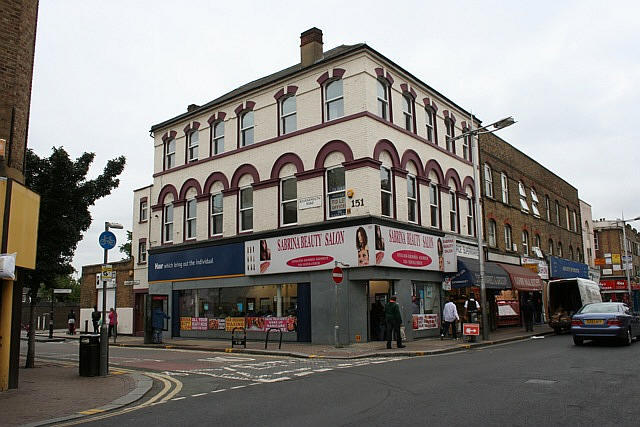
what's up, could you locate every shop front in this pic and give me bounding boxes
[148,219,459,345]
[599,279,640,307]
[498,263,544,327]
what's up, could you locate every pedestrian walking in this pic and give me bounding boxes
[91,305,100,333]
[385,296,405,349]
[521,297,535,332]
[465,294,480,342]
[152,307,170,344]
[108,308,118,340]
[67,310,76,335]
[441,296,460,340]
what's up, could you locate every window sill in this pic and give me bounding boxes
[138,220,148,224]
[137,261,148,266]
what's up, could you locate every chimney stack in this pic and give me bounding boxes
[300,27,323,67]
[187,104,199,112]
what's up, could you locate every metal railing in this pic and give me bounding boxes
[264,328,283,350]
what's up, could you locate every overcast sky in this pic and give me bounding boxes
[28,1,640,275]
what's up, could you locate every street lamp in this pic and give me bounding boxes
[449,114,516,340]
[615,215,640,307]
[99,221,123,376]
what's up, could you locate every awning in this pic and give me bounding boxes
[451,259,512,290]
[498,263,543,291]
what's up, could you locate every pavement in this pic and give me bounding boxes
[31,324,554,359]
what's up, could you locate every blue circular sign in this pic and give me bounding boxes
[99,231,117,250]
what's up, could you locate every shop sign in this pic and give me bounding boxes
[245,224,457,275]
[191,317,208,331]
[298,195,322,210]
[456,242,479,259]
[463,323,480,336]
[521,256,549,280]
[589,267,601,283]
[613,264,622,271]
[412,314,439,330]
[612,254,621,264]
[180,317,192,331]
[225,317,245,332]
[149,242,244,282]
[549,256,589,279]
[246,317,296,332]
[602,268,613,276]
[442,278,452,291]
[487,252,521,265]
[594,258,606,266]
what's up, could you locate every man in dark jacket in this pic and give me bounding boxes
[91,305,101,333]
[521,297,535,332]
[152,307,170,344]
[385,296,405,349]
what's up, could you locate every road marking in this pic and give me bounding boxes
[257,376,290,382]
[294,371,314,377]
[78,409,105,415]
[230,385,246,389]
[249,382,261,386]
[191,393,207,397]
[211,389,226,393]
[172,397,186,401]
[314,368,333,372]
[198,356,255,362]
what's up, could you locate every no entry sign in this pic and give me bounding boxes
[332,266,343,284]
[463,323,480,336]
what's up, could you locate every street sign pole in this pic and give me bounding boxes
[332,264,344,348]
[98,226,117,376]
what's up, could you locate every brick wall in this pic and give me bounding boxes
[479,132,583,261]
[80,259,135,309]
[0,0,38,181]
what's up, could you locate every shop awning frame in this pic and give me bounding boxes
[497,263,544,292]
[451,259,512,290]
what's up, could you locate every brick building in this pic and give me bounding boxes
[478,132,586,324]
[133,28,484,344]
[0,0,39,182]
[593,220,640,306]
[79,258,136,334]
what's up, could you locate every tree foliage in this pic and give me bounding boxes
[119,230,132,259]
[24,147,126,290]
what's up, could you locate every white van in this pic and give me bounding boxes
[545,278,602,333]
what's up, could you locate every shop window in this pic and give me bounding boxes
[188,130,199,162]
[185,198,197,240]
[139,200,148,222]
[504,225,512,251]
[240,111,254,147]
[211,193,223,236]
[488,220,497,247]
[466,198,474,236]
[522,230,529,256]
[501,173,509,204]
[326,166,346,219]
[519,181,529,213]
[484,164,493,198]
[377,79,389,120]
[407,174,417,223]
[164,138,176,169]
[281,177,298,226]
[449,192,457,233]
[239,187,253,232]
[163,204,173,243]
[211,121,224,155]
[430,183,440,229]
[325,79,344,121]
[280,96,297,135]
[138,240,147,263]
[531,189,540,218]
[380,166,393,217]
[403,95,413,132]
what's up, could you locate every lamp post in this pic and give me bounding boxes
[448,114,515,340]
[99,221,123,376]
[616,215,640,307]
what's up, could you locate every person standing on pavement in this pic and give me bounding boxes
[91,305,100,333]
[521,297,535,332]
[441,296,460,340]
[385,296,405,349]
[108,308,117,339]
[152,307,170,344]
[67,310,76,335]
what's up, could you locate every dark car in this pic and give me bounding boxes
[571,302,640,346]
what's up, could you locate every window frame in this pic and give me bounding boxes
[210,192,223,237]
[488,219,497,247]
[549,239,554,256]
[380,166,393,218]
[557,241,563,258]
[522,230,529,256]
[240,111,254,147]
[555,201,560,226]
[484,164,493,198]
[504,224,512,251]
[531,189,540,218]
[326,166,346,219]
[518,181,530,213]
[466,197,474,236]
[429,183,440,229]
[280,95,297,135]
[501,173,509,204]
[402,94,414,132]
[449,191,458,233]
[546,195,551,221]
[407,174,417,224]
[239,186,253,232]
[187,130,199,162]
[376,79,389,121]
[163,204,173,244]
[165,138,176,170]
[462,132,471,161]
[324,79,344,121]
[211,121,224,155]
[425,108,435,142]
[280,176,298,226]
[445,119,455,153]
[138,240,147,264]
[139,200,148,222]
[185,198,197,240]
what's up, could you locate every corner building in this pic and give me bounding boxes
[133,29,481,344]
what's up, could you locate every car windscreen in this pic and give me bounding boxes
[578,303,620,314]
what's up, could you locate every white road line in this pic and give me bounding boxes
[191,393,207,397]
[172,397,186,401]
[257,377,290,382]
[313,368,333,372]
[230,385,246,390]
[249,382,261,386]
[294,371,314,377]
[211,389,226,393]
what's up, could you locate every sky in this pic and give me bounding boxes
[28,0,640,276]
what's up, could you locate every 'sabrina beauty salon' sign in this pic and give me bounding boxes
[245,224,456,275]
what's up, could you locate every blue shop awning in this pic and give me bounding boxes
[451,258,512,290]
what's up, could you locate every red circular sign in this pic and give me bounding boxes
[332,266,343,284]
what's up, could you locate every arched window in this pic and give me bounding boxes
[325,79,343,121]
[429,183,440,229]
[484,164,493,198]
[281,176,297,226]
[280,96,297,135]
[504,225,512,251]
[380,166,393,217]
[327,166,346,219]
[240,111,254,147]
[185,198,197,240]
[187,130,199,162]
[488,219,497,247]
[377,80,389,120]
[557,241,563,258]
[239,186,253,231]
[402,95,413,132]
[522,230,529,256]
[569,245,574,260]
[210,193,223,236]
[211,121,224,155]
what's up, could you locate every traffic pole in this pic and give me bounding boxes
[99,225,109,376]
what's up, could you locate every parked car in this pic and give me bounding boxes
[570,302,640,346]
[546,278,602,334]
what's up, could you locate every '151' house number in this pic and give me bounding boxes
[351,198,364,207]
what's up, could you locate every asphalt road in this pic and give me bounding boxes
[24,335,640,426]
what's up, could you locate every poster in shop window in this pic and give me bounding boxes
[245,224,457,275]
[180,317,192,331]
[191,317,208,331]
[412,314,439,330]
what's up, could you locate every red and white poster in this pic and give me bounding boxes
[246,224,457,275]
[191,317,208,331]
[412,314,439,330]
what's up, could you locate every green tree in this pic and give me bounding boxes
[119,230,132,259]
[23,147,125,368]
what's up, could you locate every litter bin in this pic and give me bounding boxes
[79,334,100,377]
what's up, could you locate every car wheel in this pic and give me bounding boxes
[573,336,583,346]
[623,328,632,346]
